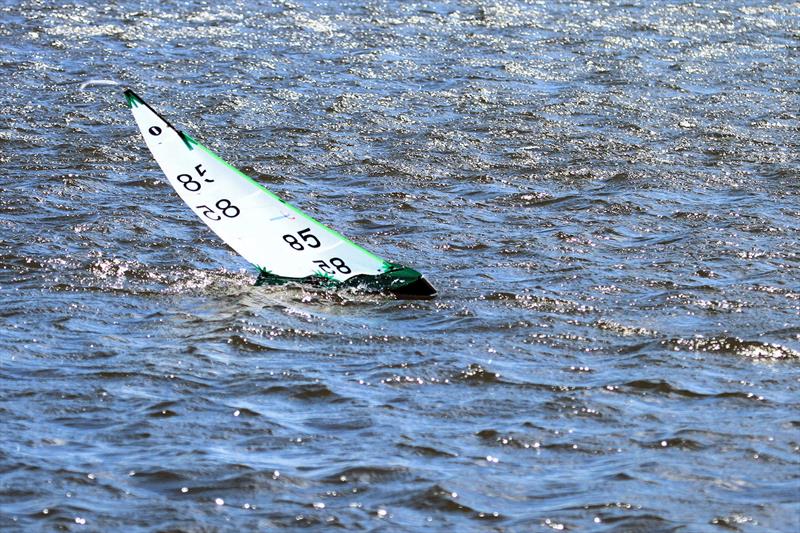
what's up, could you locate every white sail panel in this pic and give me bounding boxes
[127,92,389,282]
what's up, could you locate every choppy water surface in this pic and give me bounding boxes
[1,0,799,530]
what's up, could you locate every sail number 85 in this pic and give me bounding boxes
[282,229,352,274]
[282,228,321,250]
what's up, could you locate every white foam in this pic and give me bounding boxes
[78,79,121,90]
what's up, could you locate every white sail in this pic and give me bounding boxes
[125,90,392,283]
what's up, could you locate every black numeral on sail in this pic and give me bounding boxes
[177,173,200,191]
[196,204,221,221]
[196,199,239,220]
[282,228,321,251]
[282,229,350,275]
[330,258,351,273]
[195,164,213,183]
[313,258,351,275]
[176,164,213,191]
[216,199,239,218]
[283,235,303,250]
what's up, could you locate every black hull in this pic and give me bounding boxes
[388,277,437,299]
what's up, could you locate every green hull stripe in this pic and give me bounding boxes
[255,265,424,292]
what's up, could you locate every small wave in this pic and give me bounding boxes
[476,429,543,450]
[492,191,564,207]
[226,334,278,352]
[453,363,504,385]
[638,437,707,450]
[397,443,458,458]
[481,291,595,314]
[253,382,344,402]
[323,465,409,484]
[664,336,800,360]
[405,484,475,514]
[596,319,658,337]
[619,379,759,400]
[290,383,341,401]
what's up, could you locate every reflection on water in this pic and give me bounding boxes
[0,0,798,530]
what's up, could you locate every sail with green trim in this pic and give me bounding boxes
[124,89,435,297]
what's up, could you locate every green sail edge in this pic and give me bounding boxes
[124,90,142,108]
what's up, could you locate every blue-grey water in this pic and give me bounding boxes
[1,0,799,530]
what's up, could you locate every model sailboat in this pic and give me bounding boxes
[125,89,435,298]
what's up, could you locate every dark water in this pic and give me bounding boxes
[1,0,799,530]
